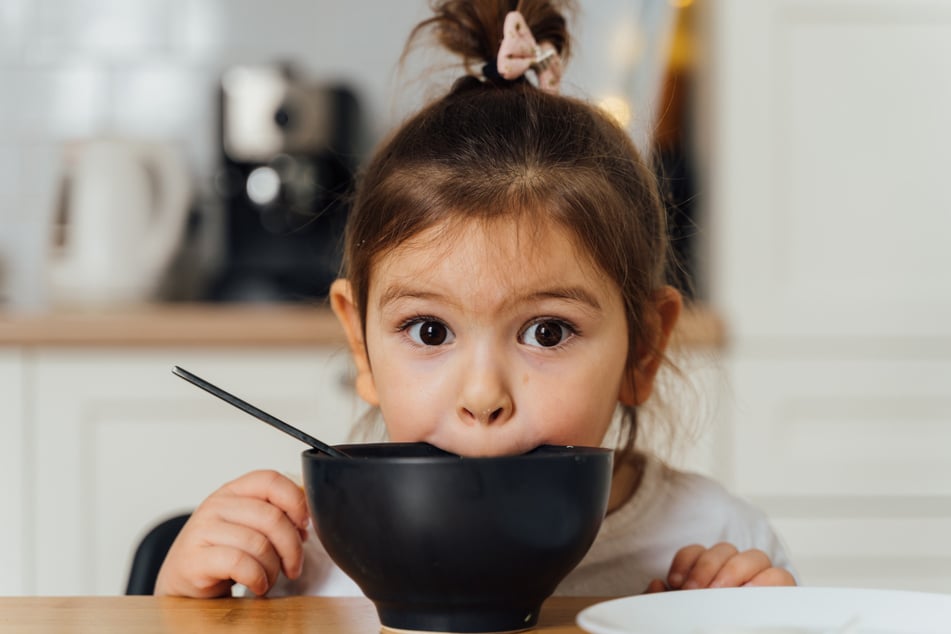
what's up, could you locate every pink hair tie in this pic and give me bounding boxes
[495,11,563,94]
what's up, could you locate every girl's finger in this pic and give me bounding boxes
[709,549,771,588]
[644,578,668,593]
[744,566,797,587]
[680,542,739,589]
[206,521,283,584]
[190,544,272,597]
[206,497,305,579]
[220,470,311,530]
[666,544,706,589]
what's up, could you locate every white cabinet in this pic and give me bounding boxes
[730,358,951,499]
[0,349,26,595]
[700,0,951,591]
[16,346,364,596]
[730,356,951,591]
[701,0,951,339]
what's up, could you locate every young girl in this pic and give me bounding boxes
[156,0,796,599]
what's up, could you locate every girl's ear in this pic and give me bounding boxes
[329,279,380,407]
[618,286,683,406]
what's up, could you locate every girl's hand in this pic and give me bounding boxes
[644,543,796,593]
[154,470,311,598]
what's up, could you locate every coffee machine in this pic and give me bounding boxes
[207,63,360,302]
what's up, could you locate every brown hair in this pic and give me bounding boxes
[341,0,673,453]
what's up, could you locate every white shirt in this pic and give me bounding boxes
[266,452,796,597]
[555,452,797,595]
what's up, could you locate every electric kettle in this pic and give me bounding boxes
[49,138,191,307]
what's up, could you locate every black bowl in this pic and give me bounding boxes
[301,442,612,633]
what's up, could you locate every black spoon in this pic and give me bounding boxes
[172,365,350,459]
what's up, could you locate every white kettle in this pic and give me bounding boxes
[49,138,191,308]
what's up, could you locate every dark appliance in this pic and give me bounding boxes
[208,64,360,302]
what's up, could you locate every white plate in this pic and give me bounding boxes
[576,587,951,634]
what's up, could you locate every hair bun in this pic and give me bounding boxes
[410,0,574,80]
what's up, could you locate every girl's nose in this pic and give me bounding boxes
[460,404,510,425]
[456,354,514,426]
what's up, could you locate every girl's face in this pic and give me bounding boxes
[333,217,635,457]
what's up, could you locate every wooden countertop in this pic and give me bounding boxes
[0,303,724,348]
[0,595,605,634]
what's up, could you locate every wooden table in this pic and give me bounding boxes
[0,596,605,633]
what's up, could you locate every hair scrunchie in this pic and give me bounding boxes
[490,11,563,94]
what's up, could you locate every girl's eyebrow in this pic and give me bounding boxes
[378,284,601,312]
[378,285,453,309]
[524,287,602,311]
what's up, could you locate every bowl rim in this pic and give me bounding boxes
[302,442,613,463]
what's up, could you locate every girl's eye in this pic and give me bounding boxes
[406,319,455,346]
[520,320,572,348]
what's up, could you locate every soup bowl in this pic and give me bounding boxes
[301,442,612,633]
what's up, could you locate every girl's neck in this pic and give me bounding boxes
[606,450,646,514]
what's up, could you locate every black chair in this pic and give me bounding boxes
[125,513,191,595]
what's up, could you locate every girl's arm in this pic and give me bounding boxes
[154,470,311,598]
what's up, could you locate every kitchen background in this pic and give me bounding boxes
[2,0,951,600]
[0,0,680,310]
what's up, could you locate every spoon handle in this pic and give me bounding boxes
[172,366,349,459]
